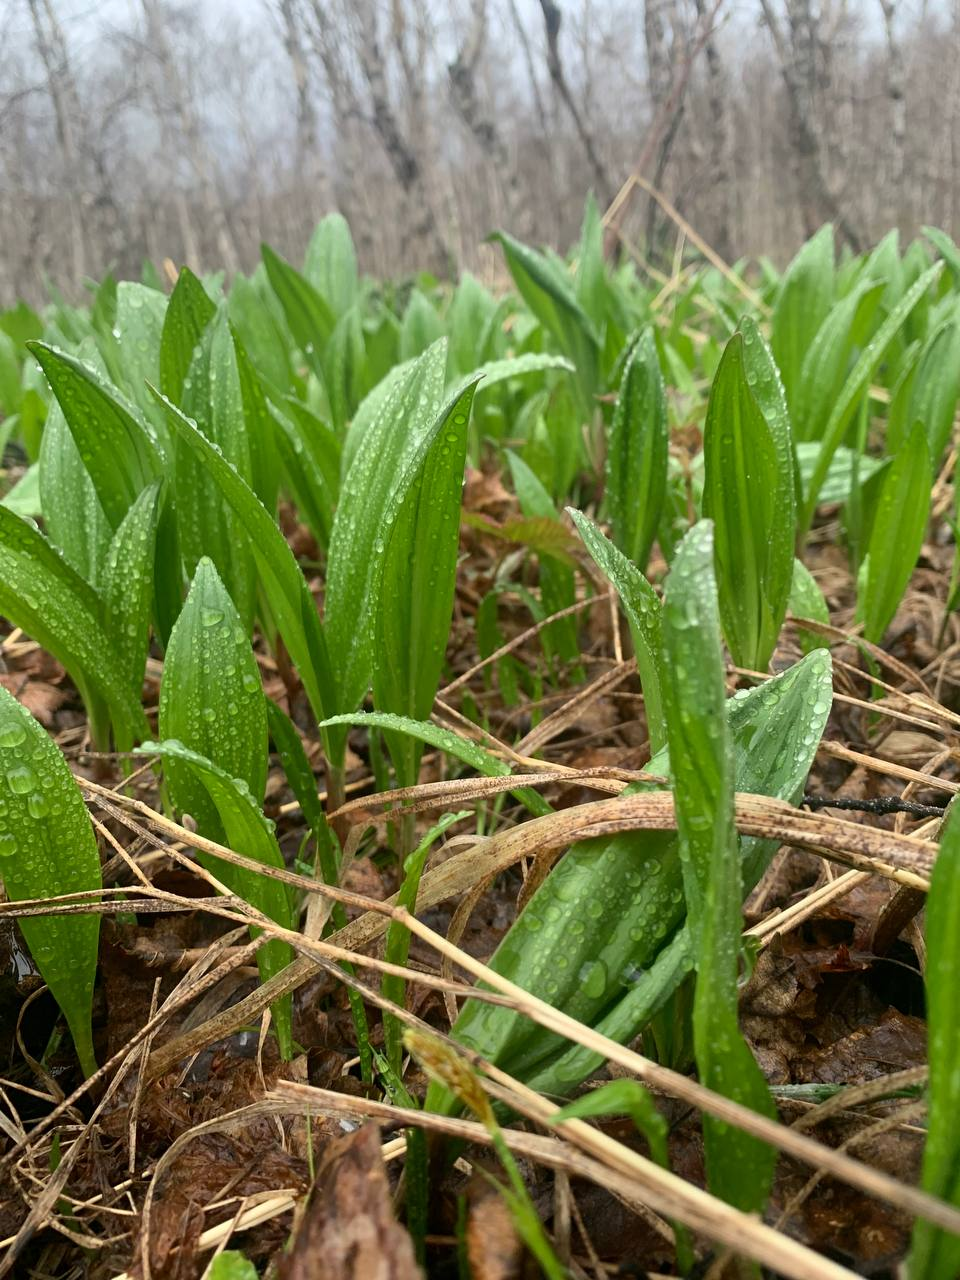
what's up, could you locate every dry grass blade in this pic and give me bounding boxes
[271,1083,855,1280]
[328,765,658,824]
[79,779,934,1078]
[818,739,960,793]
[439,597,598,697]
[748,869,872,942]
[16,799,947,1247]
[611,174,769,314]
[50,797,952,1242]
[513,659,636,755]
[786,617,944,705]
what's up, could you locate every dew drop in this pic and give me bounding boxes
[0,723,26,749]
[27,792,48,819]
[6,765,36,795]
[578,960,607,1000]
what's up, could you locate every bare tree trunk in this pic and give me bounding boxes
[603,0,723,259]
[277,0,317,171]
[448,0,525,227]
[694,0,734,260]
[349,0,452,273]
[27,0,87,282]
[537,0,613,204]
[878,0,906,220]
[506,0,550,137]
[140,0,239,273]
[643,0,690,252]
[759,0,862,250]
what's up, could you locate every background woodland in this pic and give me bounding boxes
[1,0,954,300]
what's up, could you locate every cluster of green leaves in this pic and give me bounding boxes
[0,215,584,1068]
[1,209,959,1272]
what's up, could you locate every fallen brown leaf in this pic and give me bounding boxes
[466,1174,524,1280]
[277,1123,418,1280]
[0,673,66,726]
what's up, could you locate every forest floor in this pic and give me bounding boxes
[0,448,956,1280]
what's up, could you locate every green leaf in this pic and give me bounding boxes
[323,304,367,432]
[152,389,337,735]
[554,1078,668,1162]
[470,352,575,395]
[662,521,727,939]
[793,278,884,444]
[228,271,293,394]
[261,242,335,380]
[234,333,281,513]
[374,381,476,786]
[400,290,445,362]
[327,341,473,733]
[0,684,101,1076]
[341,356,419,478]
[89,279,117,335]
[550,1075,693,1270]
[788,558,830,655]
[568,509,665,753]
[435,648,832,1104]
[35,394,110,591]
[0,331,22,417]
[178,309,257,630]
[28,341,162,529]
[208,1252,258,1280]
[317,711,550,818]
[271,402,339,551]
[860,422,931,644]
[703,324,795,670]
[60,332,173,643]
[1,464,40,517]
[447,272,496,378]
[662,520,776,1213]
[795,441,884,506]
[771,224,834,414]
[908,800,960,1280]
[574,193,607,330]
[0,506,147,750]
[110,283,168,425]
[160,266,216,402]
[506,452,581,672]
[304,212,359,317]
[0,300,43,349]
[138,739,294,1057]
[605,328,668,571]
[907,316,960,463]
[491,230,599,417]
[924,226,960,287]
[101,482,161,700]
[266,700,325,839]
[864,229,905,317]
[159,557,268,838]
[383,812,469,1070]
[17,386,45,464]
[800,262,942,535]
